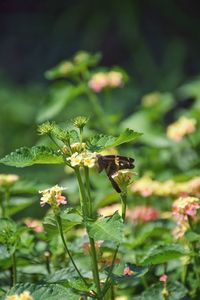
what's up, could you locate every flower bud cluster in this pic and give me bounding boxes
[39,185,67,207]
[166,116,196,142]
[88,71,124,93]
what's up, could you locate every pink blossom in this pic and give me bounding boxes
[159,274,168,282]
[127,206,159,223]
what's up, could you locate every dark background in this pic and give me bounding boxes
[1,0,200,89]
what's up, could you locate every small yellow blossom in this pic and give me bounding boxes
[39,185,67,207]
[167,116,197,142]
[0,174,19,187]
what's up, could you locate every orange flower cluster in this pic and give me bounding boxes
[131,176,200,198]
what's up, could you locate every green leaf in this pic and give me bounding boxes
[43,210,82,238]
[132,281,187,300]
[88,211,123,243]
[0,219,18,253]
[88,128,142,152]
[47,268,91,292]
[0,146,64,167]
[5,283,79,300]
[141,244,190,266]
[185,231,200,242]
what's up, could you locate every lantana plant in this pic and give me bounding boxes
[0,117,142,299]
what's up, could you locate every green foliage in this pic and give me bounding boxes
[132,281,187,300]
[5,283,79,300]
[88,211,123,243]
[88,129,142,152]
[0,146,64,167]
[43,209,82,238]
[141,244,190,265]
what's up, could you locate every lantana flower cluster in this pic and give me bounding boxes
[88,71,124,93]
[172,196,200,239]
[112,169,135,193]
[39,185,67,207]
[131,176,200,198]
[166,116,197,142]
[67,151,97,168]
[5,291,34,300]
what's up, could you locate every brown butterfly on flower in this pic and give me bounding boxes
[97,155,135,193]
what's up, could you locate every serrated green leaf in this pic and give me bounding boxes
[88,211,123,243]
[88,128,142,152]
[141,244,190,266]
[0,146,64,167]
[6,283,79,300]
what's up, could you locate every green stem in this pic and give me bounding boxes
[102,192,128,298]
[12,252,17,286]
[84,167,93,217]
[74,168,89,219]
[75,168,101,297]
[121,192,127,223]
[89,237,102,297]
[56,215,88,286]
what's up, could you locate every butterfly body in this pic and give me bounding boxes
[97,155,135,192]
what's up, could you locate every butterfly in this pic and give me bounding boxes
[97,155,135,193]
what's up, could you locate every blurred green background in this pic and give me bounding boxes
[1,0,200,178]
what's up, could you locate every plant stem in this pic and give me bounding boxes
[75,168,89,219]
[75,168,101,297]
[84,167,93,217]
[120,192,127,223]
[12,252,17,286]
[89,237,102,297]
[102,192,128,298]
[56,215,88,286]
